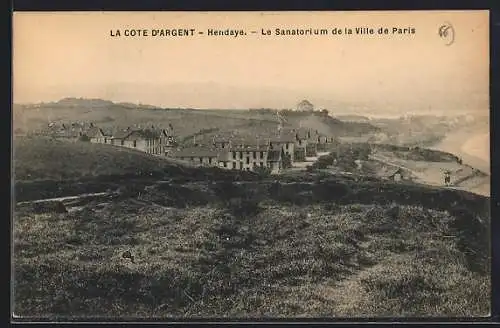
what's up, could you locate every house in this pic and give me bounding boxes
[292,128,320,157]
[172,147,220,167]
[149,125,177,155]
[267,149,283,173]
[316,134,331,152]
[85,126,107,143]
[110,127,163,155]
[269,134,295,166]
[42,122,81,138]
[229,142,270,171]
[297,99,314,112]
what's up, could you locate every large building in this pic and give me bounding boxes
[86,124,177,156]
[297,100,314,112]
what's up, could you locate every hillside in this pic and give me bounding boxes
[13,136,186,182]
[13,98,381,140]
[13,136,263,201]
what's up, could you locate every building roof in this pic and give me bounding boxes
[231,144,269,151]
[269,134,296,143]
[172,147,220,158]
[385,168,405,177]
[85,126,104,138]
[112,128,161,140]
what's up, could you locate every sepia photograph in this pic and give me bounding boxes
[12,10,490,320]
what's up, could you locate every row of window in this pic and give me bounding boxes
[178,157,268,168]
[231,151,265,159]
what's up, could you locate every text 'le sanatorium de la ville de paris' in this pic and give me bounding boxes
[109,26,417,38]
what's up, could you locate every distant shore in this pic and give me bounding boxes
[430,130,490,175]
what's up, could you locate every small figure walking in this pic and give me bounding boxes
[444,170,451,186]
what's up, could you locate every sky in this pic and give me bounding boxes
[13,11,489,115]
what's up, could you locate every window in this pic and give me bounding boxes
[233,161,236,169]
[209,158,212,164]
[133,140,137,148]
[199,158,203,164]
[224,162,227,168]
[232,151,236,159]
[260,162,264,167]
[121,140,124,146]
[260,151,264,158]
[253,151,256,158]
[285,144,289,150]
[246,157,250,164]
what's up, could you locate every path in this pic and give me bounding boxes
[369,153,489,196]
[16,191,117,206]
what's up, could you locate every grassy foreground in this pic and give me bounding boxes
[13,188,490,319]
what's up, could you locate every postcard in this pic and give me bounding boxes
[12,10,490,320]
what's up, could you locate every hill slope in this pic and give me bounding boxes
[13,136,187,181]
[14,98,381,139]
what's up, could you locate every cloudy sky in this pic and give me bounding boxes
[13,11,489,115]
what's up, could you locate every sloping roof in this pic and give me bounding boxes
[85,127,104,138]
[112,128,132,139]
[230,137,270,151]
[269,134,296,143]
[172,147,220,158]
[213,137,231,143]
[385,167,405,177]
[112,128,161,140]
[231,144,269,152]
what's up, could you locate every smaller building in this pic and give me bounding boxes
[269,135,295,166]
[110,127,163,155]
[267,149,283,173]
[385,168,411,182]
[297,100,314,112]
[172,147,220,167]
[85,126,107,143]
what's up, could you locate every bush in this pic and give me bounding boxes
[253,166,272,177]
[78,135,91,142]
